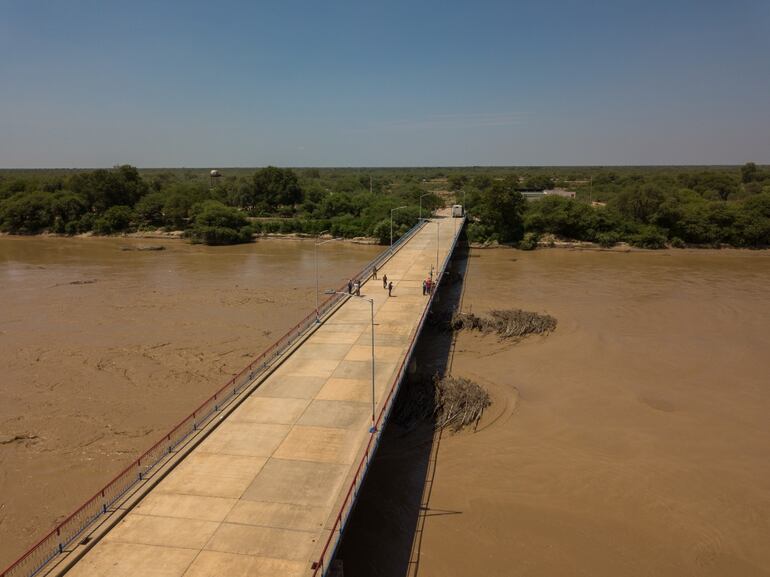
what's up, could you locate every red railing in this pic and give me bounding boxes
[1,221,427,577]
[310,217,465,577]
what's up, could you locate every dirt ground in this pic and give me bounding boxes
[0,235,381,570]
[342,246,770,577]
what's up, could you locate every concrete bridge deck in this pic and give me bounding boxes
[60,216,462,577]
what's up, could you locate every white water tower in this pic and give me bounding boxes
[209,169,222,188]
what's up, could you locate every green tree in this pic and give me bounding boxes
[50,192,88,233]
[0,191,53,233]
[251,166,303,209]
[611,184,665,223]
[93,205,134,234]
[476,180,526,242]
[69,165,148,212]
[134,192,168,227]
[741,162,758,184]
[189,201,252,245]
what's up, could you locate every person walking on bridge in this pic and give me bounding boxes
[388,281,393,297]
[372,265,378,280]
[382,274,388,289]
[348,279,353,294]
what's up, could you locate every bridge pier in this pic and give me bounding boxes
[328,560,344,577]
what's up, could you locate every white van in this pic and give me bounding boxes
[451,204,464,218]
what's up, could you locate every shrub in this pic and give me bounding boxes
[92,205,134,234]
[518,232,539,250]
[0,192,53,233]
[466,222,496,244]
[189,201,251,245]
[596,231,620,248]
[189,225,252,245]
[669,236,686,248]
[629,227,667,249]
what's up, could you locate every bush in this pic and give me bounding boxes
[93,205,134,234]
[0,191,53,233]
[669,236,686,248]
[372,219,391,244]
[518,232,539,250]
[189,225,252,245]
[596,231,620,248]
[466,222,496,244]
[189,201,251,245]
[629,227,667,249]
[77,213,95,233]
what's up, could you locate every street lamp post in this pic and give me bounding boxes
[325,290,377,433]
[315,232,341,323]
[419,192,431,221]
[390,205,408,252]
[427,219,439,274]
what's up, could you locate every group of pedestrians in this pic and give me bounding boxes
[346,265,393,297]
[348,263,438,299]
[347,278,361,296]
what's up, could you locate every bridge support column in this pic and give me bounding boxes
[329,559,344,577]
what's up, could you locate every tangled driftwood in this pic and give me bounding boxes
[434,376,491,432]
[450,309,556,339]
[393,374,491,432]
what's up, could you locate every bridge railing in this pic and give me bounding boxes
[311,217,465,577]
[1,220,427,577]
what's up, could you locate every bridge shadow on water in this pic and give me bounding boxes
[336,232,470,577]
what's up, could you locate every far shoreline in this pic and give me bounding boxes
[1,229,767,253]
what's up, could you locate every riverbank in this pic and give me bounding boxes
[0,229,381,245]
[470,234,768,251]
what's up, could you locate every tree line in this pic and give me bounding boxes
[0,166,442,245]
[459,164,770,248]
[0,164,768,248]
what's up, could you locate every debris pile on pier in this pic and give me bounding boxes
[394,374,491,433]
[434,376,491,432]
[450,309,556,339]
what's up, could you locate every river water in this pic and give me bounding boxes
[0,236,381,569]
[2,240,769,576]
[340,247,770,577]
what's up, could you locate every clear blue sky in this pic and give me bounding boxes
[1,0,768,167]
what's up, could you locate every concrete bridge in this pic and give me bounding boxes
[4,215,464,577]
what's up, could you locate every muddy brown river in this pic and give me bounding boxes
[0,236,381,569]
[341,247,770,577]
[2,240,769,576]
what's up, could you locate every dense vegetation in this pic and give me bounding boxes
[458,164,770,248]
[1,164,768,248]
[0,166,441,245]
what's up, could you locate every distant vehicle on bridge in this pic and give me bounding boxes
[452,204,464,218]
